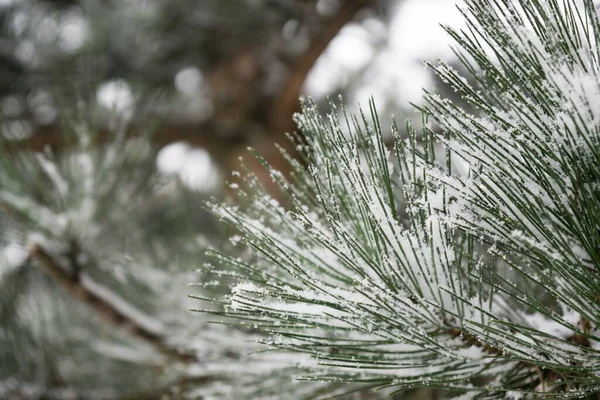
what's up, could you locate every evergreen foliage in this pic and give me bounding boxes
[2,0,600,398]
[205,0,600,397]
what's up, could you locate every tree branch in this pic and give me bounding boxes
[448,318,597,392]
[270,0,372,133]
[0,380,103,400]
[2,120,246,158]
[2,1,376,157]
[116,374,221,400]
[27,242,197,364]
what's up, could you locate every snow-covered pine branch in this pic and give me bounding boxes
[205,0,600,397]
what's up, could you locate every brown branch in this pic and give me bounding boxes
[116,374,221,400]
[3,1,375,157]
[1,121,245,158]
[569,317,592,347]
[270,0,372,133]
[2,388,92,400]
[28,242,197,364]
[448,327,505,356]
[450,321,595,358]
[0,380,102,400]
[448,318,598,393]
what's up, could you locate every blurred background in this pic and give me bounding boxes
[0,0,467,192]
[0,0,466,399]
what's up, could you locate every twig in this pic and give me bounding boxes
[568,317,592,347]
[448,326,505,356]
[448,319,597,393]
[28,243,197,364]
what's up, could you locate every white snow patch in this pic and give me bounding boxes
[96,79,134,119]
[156,142,220,192]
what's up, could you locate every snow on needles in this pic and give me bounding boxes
[204,0,600,395]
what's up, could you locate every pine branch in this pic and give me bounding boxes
[205,0,600,386]
[27,242,197,364]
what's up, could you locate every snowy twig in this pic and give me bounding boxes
[27,242,197,364]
